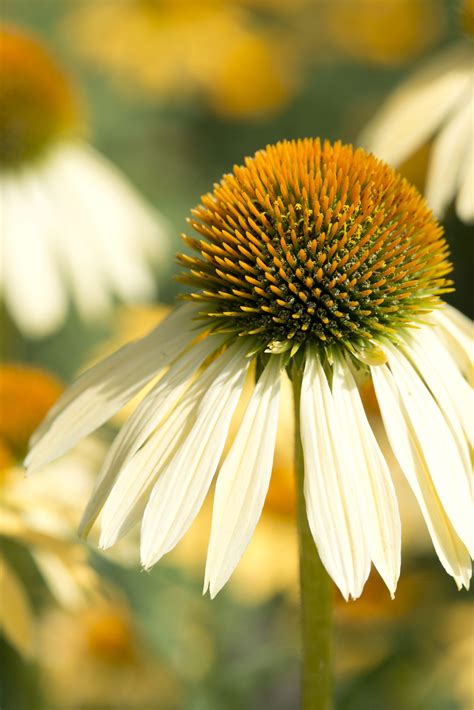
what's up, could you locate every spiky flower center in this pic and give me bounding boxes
[179,139,452,354]
[0,26,79,168]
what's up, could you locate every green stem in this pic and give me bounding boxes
[292,368,333,710]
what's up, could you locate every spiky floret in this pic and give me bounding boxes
[0,25,79,167]
[179,139,452,355]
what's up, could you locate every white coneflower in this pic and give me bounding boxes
[26,138,473,605]
[0,25,167,338]
[0,364,104,658]
[360,35,474,223]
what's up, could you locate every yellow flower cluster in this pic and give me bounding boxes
[64,0,297,118]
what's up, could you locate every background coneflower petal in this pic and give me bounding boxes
[360,43,472,166]
[1,176,67,337]
[425,99,472,219]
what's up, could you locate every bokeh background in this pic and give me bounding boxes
[1,1,472,709]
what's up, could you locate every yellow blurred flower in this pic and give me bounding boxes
[0,364,104,658]
[64,0,296,118]
[460,0,474,36]
[38,597,179,709]
[322,0,443,66]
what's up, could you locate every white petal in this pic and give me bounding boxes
[204,355,282,598]
[62,143,166,259]
[98,390,197,548]
[25,304,199,471]
[26,161,114,321]
[300,352,370,600]
[332,356,401,596]
[83,334,225,540]
[425,96,472,219]
[385,343,473,553]
[432,306,473,382]
[371,363,472,589]
[45,144,163,303]
[456,117,474,223]
[140,341,250,568]
[360,43,473,167]
[404,327,473,451]
[0,173,67,337]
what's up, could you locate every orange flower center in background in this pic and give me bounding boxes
[0,25,79,168]
[0,364,63,462]
[460,0,474,35]
[84,607,136,664]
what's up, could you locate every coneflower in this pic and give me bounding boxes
[26,138,473,708]
[0,25,167,338]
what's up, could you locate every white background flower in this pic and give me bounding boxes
[360,42,474,223]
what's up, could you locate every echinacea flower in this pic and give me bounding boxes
[0,25,167,338]
[360,24,474,222]
[0,364,104,657]
[38,598,179,709]
[26,139,473,602]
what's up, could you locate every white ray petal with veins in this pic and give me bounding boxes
[205,355,282,598]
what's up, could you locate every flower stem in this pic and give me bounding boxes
[292,369,333,710]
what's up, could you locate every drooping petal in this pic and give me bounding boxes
[37,158,115,320]
[456,119,474,223]
[300,352,370,600]
[45,144,162,304]
[360,43,472,166]
[425,97,472,219]
[95,337,226,545]
[385,343,473,554]
[431,306,473,382]
[204,355,282,598]
[25,304,200,471]
[1,173,68,337]
[140,341,250,569]
[371,363,472,589]
[403,327,473,453]
[332,356,401,596]
[79,333,226,537]
[97,391,197,548]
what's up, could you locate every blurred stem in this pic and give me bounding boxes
[292,368,333,710]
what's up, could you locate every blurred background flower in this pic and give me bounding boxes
[37,596,179,709]
[0,364,104,659]
[1,0,472,707]
[360,37,474,223]
[0,25,168,339]
[64,0,299,120]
